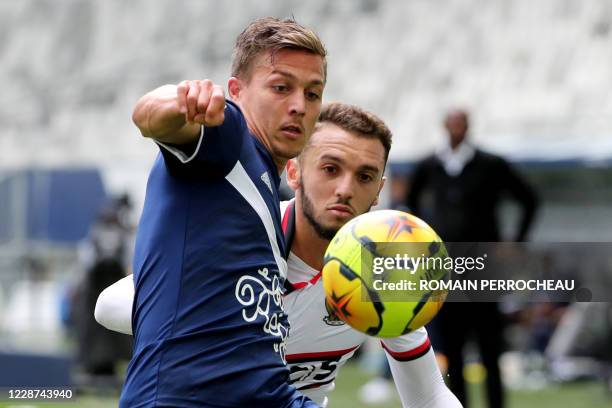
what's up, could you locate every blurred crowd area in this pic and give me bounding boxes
[2,0,612,167]
[1,0,612,406]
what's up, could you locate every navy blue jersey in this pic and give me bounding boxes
[120,101,314,407]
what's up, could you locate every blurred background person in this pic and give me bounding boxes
[407,109,539,243]
[405,109,539,408]
[68,196,133,386]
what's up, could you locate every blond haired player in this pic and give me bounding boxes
[122,17,326,407]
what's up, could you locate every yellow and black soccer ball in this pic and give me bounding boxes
[322,210,449,338]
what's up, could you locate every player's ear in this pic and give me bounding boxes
[372,175,386,207]
[286,159,301,191]
[228,77,241,100]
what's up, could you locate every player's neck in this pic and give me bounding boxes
[291,199,328,272]
[273,157,287,173]
[245,122,287,173]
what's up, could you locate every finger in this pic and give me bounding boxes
[204,85,226,126]
[196,79,213,117]
[176,81,189,115]
[185,80,200,122]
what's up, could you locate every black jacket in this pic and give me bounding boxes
[406,149,538,242]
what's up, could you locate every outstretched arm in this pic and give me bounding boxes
[132,80,225,145]
[382,330,462,407]
[385,348,462,407]
[136,80,245,178]
[94,274,135,335]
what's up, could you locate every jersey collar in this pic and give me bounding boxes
[282,200,323,294]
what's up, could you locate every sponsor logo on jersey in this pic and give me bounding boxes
[261,171,273,193]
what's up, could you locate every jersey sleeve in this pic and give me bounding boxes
[380,326,431,361]
[385,348,462,407]
[156,100,246,178]
[94,274,135,335]
[381,327,462,407]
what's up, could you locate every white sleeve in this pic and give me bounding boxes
[155,125,205,163]
[94,274,135,335]
[382,329,462,407]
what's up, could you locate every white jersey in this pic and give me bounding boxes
[280,201,432,407]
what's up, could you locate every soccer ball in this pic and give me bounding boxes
[322,210,449,338]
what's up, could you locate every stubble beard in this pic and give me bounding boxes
[301,185,339,241]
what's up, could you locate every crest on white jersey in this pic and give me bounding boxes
[323,300,346,326]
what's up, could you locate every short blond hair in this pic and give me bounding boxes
[231,17,327,82]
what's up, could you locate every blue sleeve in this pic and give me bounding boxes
[157,100,245,178]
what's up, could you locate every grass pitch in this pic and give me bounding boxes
[0,362,610,407]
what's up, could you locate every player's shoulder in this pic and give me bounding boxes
[225,98,242,114]
[222,99,247,127]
